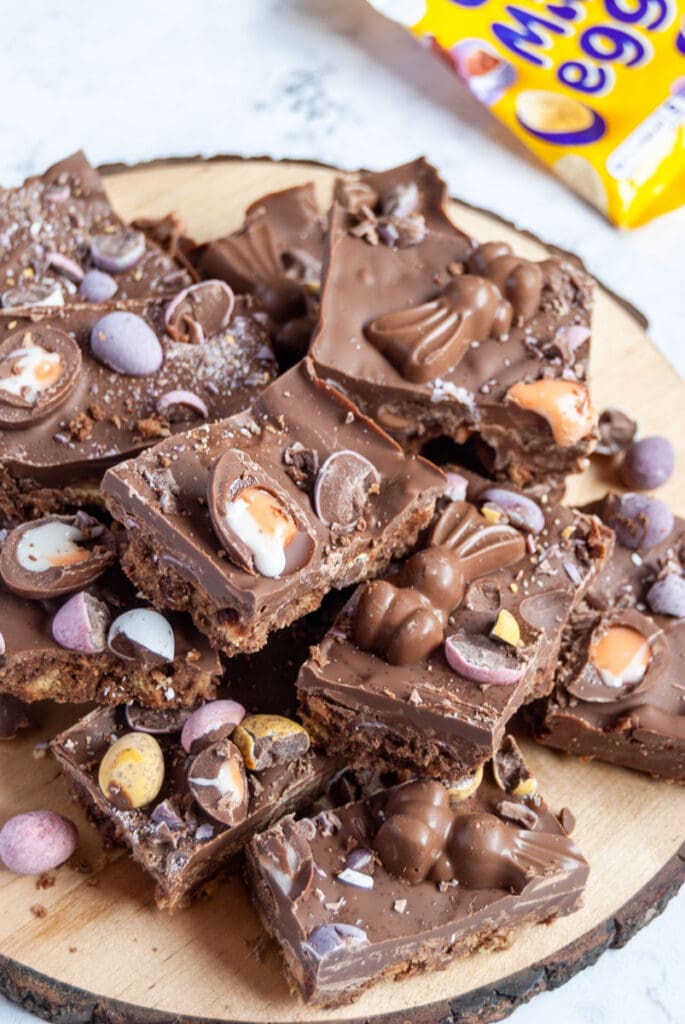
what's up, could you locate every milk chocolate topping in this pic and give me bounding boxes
[0,544,221,707]
[51,626,345,910]
[0,296,277,487]
[0,325,81,428]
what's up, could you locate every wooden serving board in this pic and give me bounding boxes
[1,158,683,1024]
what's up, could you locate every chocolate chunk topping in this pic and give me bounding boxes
[596,407,637,456]
[0,514,115,600]
[559,807,576,834]
[492,736,535,794]
[334,176,380,216]
[208,448,315,578]
[497,800,539,829]
[467,242,544,324]
[283,443,319,489]
[188,739,249,826]
[313,450,380,528]
[0,326,81,428]
[365,276,512,383]
[164,280,235,344]
[353,502,525,665]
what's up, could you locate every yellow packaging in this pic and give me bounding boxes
[369,1,685,228]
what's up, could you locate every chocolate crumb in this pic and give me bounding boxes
[559,807,576,834]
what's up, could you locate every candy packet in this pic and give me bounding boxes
[368,1,685,228]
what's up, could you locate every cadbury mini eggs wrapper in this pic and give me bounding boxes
[369,0,685,227]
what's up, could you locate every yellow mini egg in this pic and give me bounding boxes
[98,732,165,810]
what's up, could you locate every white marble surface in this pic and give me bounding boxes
[0,1,682,1022]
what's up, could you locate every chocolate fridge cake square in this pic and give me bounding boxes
[192,182,325,365]
[0,291,277,523]
[310,158,597,488]
[0,512,221,707]
[50,604,365,912]
[102,358,446,657]
[245,737,588,1008]
[297,470,612,778]
[534,492,685,781]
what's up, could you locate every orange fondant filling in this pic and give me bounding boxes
[34,355,64,386]
[506,379,595,447]
[49,548,90,568]
[590,625,650,687]
[239,487,297,546]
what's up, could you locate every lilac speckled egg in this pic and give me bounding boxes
[647,574,685,618]
[0,811,78,875]
[620,437,675,491]
[91,311,163,376]
[79,269,118,302]
[604,493,674,551]
[480,487,544,534]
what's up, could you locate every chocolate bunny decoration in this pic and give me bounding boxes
[374,780,583,891]
[352,501,526,665]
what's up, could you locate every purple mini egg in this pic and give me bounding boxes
[480,487,544,534]
[604,493,674,551]
[647,574,685,618]
[79,269,118,302]
[90,229,145,273]
[620,437,675,492]
[91,311,163,376]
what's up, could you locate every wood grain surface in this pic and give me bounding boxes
[0,158,683,1024]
